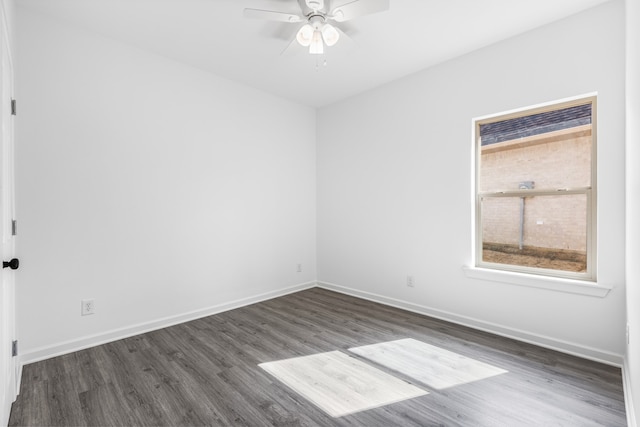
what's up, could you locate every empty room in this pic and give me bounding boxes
[0,0,639,425]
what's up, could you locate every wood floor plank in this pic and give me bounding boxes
[9,287,627,426]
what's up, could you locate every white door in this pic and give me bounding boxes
[0,17,17,427]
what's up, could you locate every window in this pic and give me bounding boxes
[474,96,596,281]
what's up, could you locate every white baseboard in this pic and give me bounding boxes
[19,281,317,369]
[15,363,22,398]
[623,360,638,427]
[317,281,624,367]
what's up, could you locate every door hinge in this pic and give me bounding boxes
[11,219,16,236]
[11,340,17,357]
[10,99,16,116]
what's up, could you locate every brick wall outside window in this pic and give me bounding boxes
[480,126,591,253]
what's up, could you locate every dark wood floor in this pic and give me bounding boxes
[9,288,627,426]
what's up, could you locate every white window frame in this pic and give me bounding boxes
[472,95,597,283]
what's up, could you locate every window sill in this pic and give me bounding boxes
[462,266,612,297]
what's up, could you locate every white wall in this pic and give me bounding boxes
[626,0,640,422]
[1,0,14,48]
[16,9,317,358]
[317,1,626,363]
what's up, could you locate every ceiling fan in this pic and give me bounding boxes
[244,0,390,54]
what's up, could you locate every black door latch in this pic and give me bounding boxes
[3,258,19,270]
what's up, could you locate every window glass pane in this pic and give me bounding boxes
[479,104,592,192]
[480,194,587,273]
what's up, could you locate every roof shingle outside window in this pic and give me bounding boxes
[480,104,592,146]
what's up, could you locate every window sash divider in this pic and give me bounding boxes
[479,187,591,198]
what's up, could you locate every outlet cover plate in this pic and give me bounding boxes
[81,299,95,316]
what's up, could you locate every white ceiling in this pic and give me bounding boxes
[18,0,611,107]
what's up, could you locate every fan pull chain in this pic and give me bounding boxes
[314,55,328,71]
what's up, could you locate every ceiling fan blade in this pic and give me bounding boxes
[330,0,389,22]
[243,8,304,23]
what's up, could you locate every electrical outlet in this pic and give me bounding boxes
[297,263,302,273]
[81,299,95,316]
[407,275,414,287]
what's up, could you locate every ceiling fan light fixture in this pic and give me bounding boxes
[321,23,340,46]
[296,24,314,46]
[309,29,324,54]
[245,0,391,57]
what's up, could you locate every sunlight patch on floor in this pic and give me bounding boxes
[259,350,427,417]
[349,338,508,390]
